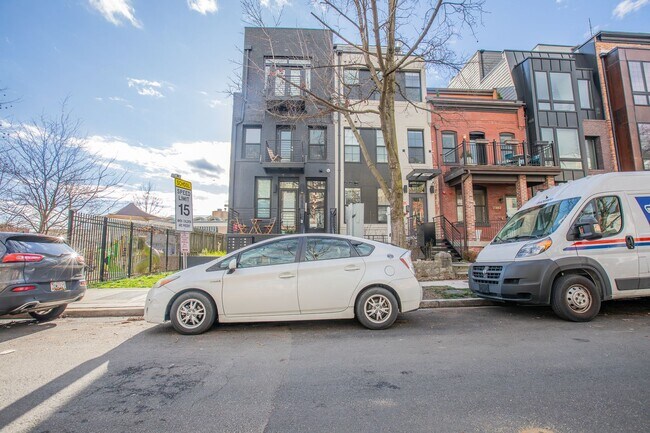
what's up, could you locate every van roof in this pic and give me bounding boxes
[522,172,650,210]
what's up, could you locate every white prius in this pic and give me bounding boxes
[145,234,421,334]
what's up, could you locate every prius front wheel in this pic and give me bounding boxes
[356,288,398,330]
[170,291,216,335]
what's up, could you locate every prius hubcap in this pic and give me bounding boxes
[177,299,206,329]
[566,285,592,313]
[364,295,392,324]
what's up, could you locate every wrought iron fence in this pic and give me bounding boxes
[67,210,224,282]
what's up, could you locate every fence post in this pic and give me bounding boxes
[148,227,154,274]
[127,222,134,278]
[99,217,108,282]
[165,229,170,271]
[67,209,75,243]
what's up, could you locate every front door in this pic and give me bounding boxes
[470,132,487,165]
[306,179,326,232]
[279,179,299,234]
[410,195,426,236]
[222,238,301,316]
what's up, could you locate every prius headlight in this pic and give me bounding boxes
[516,238,552,258]
[153,274,180,288]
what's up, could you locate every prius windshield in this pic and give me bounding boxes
[493,197,580,244]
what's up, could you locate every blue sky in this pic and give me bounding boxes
[1,0,649,216]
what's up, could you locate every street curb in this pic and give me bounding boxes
[63,307,144,318]
[419,298,497,308]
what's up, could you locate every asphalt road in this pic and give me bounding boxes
[0,301,648,433]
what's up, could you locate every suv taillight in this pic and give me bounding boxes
[11,285,36,292]
[2,253,45,263]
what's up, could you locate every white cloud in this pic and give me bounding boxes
[187,0,218,14]
[613,0,649,18]
[126,77,168,98]
[208,98,226,108]
[261,0,290,8]
[84,136,231,215]
[88,0,142,28]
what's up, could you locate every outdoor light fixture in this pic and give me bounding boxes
[171,173,181,179]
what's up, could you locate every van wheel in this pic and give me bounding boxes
[551,275,601,322]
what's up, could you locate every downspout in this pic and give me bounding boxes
[599,51,621,171]
[336,49,343,232]
[460,171,470,256]
[229,47,251,231]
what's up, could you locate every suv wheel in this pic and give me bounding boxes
[29,305,67,322]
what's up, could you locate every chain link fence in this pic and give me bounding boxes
[67,210,224,282]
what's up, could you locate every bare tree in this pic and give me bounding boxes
[240,0,483,247]
[0,102,125,234]
[133,181,163,216]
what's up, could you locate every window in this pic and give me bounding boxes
[243,126,261,159]
[408,181,426,193]
[585,136,601,170]
[456,186,463,223]
[352,242,374,257]
[238,238,299,268]
[578,80,592,109]
[255,178,271,218]
[556,129,582,169]
[344,129,360,162]
[407,130,425,164]
[304,238,353,261]
[535,71,550,100]
[576,196,622,237]
[474,187,488,225]
[377,188,389,223]
[265,58,311,97]
[550,72,574,101]
[404,72,422,101]
[376,130,387,163]
[629,61,650,106]
[308,127,326,160]
[442,132,457,164]
[639,123,650,170]
[499,132,516,163]
[344,69,359,85]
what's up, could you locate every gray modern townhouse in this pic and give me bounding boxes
[227,27,335,251]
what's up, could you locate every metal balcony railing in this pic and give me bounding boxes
[261,140,305,164]
[442,140,558,168]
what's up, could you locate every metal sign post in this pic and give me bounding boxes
[173,176,193,269]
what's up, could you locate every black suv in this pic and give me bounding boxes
[0,233,86,321]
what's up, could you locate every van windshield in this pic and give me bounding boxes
[493,197,580,244]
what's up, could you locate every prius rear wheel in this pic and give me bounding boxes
[356,288,398,330]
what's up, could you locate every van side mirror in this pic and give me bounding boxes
[227,258,237,274]
[575,216,602,240]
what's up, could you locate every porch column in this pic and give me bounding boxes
[515,175,529,208]
[462,175,475,246]
[543,175,555,190]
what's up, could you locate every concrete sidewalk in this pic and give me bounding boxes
[60,280,488,318]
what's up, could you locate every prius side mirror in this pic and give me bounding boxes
[227,258,237,274]
[575,216,602,240]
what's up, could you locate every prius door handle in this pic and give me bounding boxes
[279,272,296,279]
[344,265,361,271]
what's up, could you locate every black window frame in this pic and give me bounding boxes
[473,186,488,226]
[638,123,650,170]
[344,128,361,163]
[629,61,650,106]
[407,129,425,164]
[243,126,262,160]
[308,126,327,160]
[577,79,593,109]
[585,136,602,170]
[254,177,272,219]
[377,188,389,223]
[535,70,576,112]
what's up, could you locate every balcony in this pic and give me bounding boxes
[261,140,305,172]
[265,75,307,114]
[443,140,562,184]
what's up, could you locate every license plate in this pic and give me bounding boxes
[478,283,489,293]
[51,281,67,291]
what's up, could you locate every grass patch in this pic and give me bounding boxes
[89,272,174,289]
[422,286,474,300]
[200,249,226,257]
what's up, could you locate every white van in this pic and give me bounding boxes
[469,172,650,322]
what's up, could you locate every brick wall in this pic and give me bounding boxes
[582,119,615,173]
